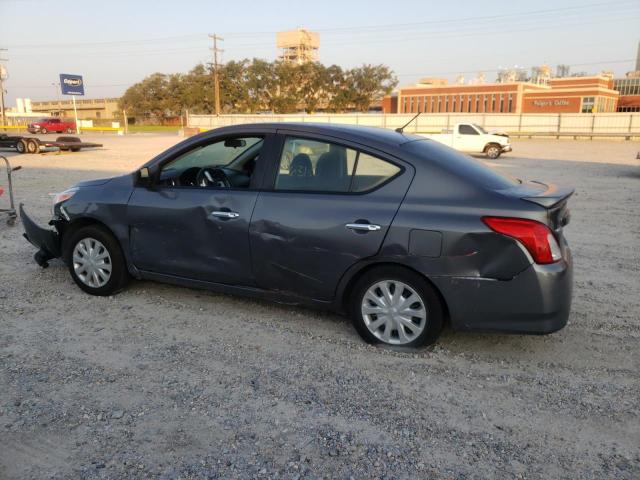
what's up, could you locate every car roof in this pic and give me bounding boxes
[212,122,423,148]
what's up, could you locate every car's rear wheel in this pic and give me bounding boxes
[485,144,501,159]
[64,224,129,296]
[349,266,444,347]
[66,128,74,134]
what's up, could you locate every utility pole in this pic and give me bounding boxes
[208,34,224,116]
[51,82,62,116]
[0,48,8,130]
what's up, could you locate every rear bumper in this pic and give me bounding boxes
[20,204,62,267]
[432,249,573,334]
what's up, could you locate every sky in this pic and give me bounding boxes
[0,0,639,105]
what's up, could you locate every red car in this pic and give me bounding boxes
[27,118,76,134]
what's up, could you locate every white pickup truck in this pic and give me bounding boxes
[421,123,512,159]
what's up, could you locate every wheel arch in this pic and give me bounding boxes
[483,141,501,152]
[338,261,451,327]
[60,217,121,254]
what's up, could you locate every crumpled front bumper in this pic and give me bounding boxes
[20,204,62,267]
[501,144,512,153]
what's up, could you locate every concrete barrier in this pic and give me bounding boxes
[187,113,640,139]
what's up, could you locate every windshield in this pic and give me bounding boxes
[473,124,487,134]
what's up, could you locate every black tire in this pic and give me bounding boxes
[26,139,39,154]
[349,266,444,348]
[40,128,48,134]
[63,224,129,296]
[16,139,27,154]
[485,144,501,159]
[70,147,81,152]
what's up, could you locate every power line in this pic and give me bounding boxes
[394,59,636,77]
[5,0,637,49]
[8,58,635,92]
[7,12,638,61]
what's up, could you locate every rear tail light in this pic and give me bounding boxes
[482,216,562,264]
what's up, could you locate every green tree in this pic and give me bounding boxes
[120,59,398,119]
[119,73,177,122]
[347,64,398,112]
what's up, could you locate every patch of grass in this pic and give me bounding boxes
[127,125,181,133]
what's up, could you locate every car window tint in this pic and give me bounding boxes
[459,124,478,135]
[159,136,263,188]
[402,139,519,190]
[163,137,262,172]
[275,137,357,192]
[351,153,401,192]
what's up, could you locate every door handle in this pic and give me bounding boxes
[211,211,239,219]
[346,223,381,231]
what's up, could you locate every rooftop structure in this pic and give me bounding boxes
[276,29,319,64]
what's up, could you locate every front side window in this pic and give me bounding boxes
[159,136,263,188]
[275,137,400,193]
[459,124,479,135]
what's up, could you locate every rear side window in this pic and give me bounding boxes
[402,139,519,190]
[351,153,401,192]
[275,136,400,193]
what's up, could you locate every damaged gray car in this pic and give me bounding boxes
[21,123,573,347]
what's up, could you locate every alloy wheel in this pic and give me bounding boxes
[361,280,428,345]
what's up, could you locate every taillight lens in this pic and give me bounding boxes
[482,216,562,264]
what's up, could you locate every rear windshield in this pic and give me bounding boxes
[402,139,519,190]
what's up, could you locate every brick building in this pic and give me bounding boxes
[614,76,640,112]
[383,76,619,114]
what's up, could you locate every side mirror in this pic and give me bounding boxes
[137,167,154,188]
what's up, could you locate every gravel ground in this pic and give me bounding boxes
[1,135,639,479]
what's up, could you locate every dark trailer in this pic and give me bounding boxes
[0,134,103,154]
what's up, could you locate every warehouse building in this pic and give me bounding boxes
[27,97,120,119]
[383,75,619,114]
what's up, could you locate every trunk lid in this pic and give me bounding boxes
[519,181,573,230]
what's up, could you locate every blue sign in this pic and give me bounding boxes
[59,73,85,96]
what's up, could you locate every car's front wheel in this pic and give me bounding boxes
[349,266,443,348]
[485,144,501,159]
[40,128,48,134]
[64,224,129,296]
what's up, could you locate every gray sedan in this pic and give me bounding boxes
[21,123,573,347]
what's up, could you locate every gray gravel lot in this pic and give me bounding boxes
[1,135,639,479]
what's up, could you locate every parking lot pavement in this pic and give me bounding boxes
[1,136,639,479]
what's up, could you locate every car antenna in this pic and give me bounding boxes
[395,112,421,134]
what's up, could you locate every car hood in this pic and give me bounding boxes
[488,129,509,137]
[74,177,114,188]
